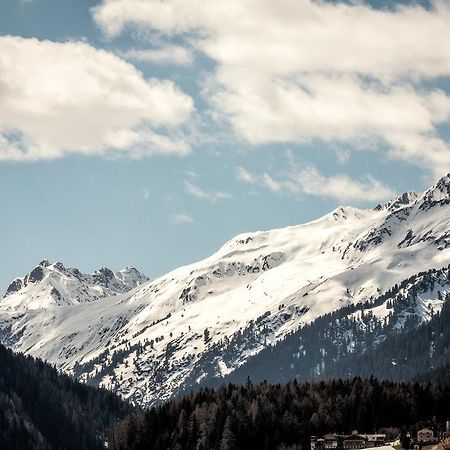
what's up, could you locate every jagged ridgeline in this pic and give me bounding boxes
[3,175,450,407]
[201,264,450,387]
[0,344,135,450]
[110,376,450,450]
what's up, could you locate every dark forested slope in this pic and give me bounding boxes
[111,377,450,450]
[0,344,135,450]
[322,293,450,381]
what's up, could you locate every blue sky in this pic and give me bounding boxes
[0,0,449,290]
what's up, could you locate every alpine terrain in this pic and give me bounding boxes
[2,175,450,406]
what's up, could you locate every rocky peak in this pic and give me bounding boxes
[374,191,419,212]
[28,265,45,283]
[53,262,66,272]
[433,173,450,191]
[421,173,450,203]
[1,261,149,307]
[4,279,23,297]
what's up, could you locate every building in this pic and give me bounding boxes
[311,432,386,450]
[311,437,325,450]
[365,434,387,447]
[323,434,339,449]
[343,434,368,449]
[417,428,434,443]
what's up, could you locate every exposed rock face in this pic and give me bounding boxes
[5,279,22,296]
[28,266,44,284]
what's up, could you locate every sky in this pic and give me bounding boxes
[1,0,450,291]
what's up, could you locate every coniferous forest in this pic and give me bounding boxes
[0,344,135,450]
[110,377,450,450]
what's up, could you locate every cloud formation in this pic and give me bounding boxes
[235,166,395,203]
[93,0,450,176]
[0,36,193,161]
[184,181,231,202]
[171,213,194,224]
[93,0,450,79]
[122,45,193,65]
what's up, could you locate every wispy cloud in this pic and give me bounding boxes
[184,181,231,202]
[236,166,395,203]
[170,213,194,224]
[235,167,256,184]
[122,45,193,65]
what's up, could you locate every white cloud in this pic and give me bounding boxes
[122,45,193,65]
[295,167,396,203]
[0,36,194,162]
[235,166,256,184]
[93,0,450,79]
[212,73,450,176]
[184,169,199,178]
[236,166,395,203]
[92,0,450,176]
[184,181,231,202]
[171,213,194,224]
[261,173,281,193]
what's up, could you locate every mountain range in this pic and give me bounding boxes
[2,174,450,406]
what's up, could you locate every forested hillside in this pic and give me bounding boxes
[0,344,135,450]
[110,377,450,450]
[323,293,450,380]
[203,266,450,388]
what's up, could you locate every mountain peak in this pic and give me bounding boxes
[425,174,450,195]
[374,191,419,212]
[407,173,450,213]
[329,205,362,220]
[2,261,149,310]
[434,173,450,189]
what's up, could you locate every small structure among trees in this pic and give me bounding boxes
[311,431,386,450]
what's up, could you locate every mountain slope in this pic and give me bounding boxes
[206,264,450,387]
[2,175,450,406]
[0,343,135,450]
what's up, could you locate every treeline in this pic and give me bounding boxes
[111,377,450,450]
[0,344,135,450]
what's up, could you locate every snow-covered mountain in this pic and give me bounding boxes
[209,263,450,388]
[2,175,450,406]
[1,260,149,310]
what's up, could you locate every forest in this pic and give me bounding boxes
[0,344,135,450]
[110,376,450,450]
[323,294,450,381]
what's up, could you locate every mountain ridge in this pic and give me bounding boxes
[2,174,450,406]
[2,260,149,311]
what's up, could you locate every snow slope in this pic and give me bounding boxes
[2,175,450,406]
